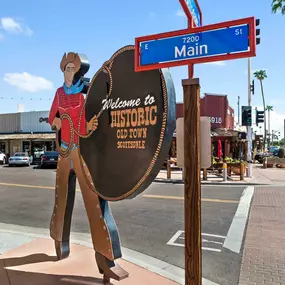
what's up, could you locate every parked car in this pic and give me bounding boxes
[34,148,45,159]
[273,149,279,156]
[8,152,33,167]
[255,152,271,164]
[0,151,6,165]
[40,151,59,168]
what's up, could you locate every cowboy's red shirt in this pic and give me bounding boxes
[49,87,87,144]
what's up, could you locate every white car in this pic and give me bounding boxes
[0,151,6,165]
[8,152,33,167]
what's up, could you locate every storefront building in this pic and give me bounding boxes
[175,93,246,159]
[0,111,55,159]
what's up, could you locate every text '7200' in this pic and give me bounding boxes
[140,25,249,66]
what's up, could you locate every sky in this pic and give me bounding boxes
[0,0,284,138]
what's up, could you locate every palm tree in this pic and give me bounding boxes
[272,0,285,14]
[253,70,267,150]
[266,105,273,146]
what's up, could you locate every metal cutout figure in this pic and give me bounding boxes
[48,52,128,283]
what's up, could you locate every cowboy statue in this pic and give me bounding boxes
[48,52,128,283]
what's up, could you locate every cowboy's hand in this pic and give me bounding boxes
[52,117,62,130]
[87,115,98,132]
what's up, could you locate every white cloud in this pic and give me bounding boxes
[176,9,186,17]
[3,72,53,92]
[0,17,33,36]
[203,61,226,66]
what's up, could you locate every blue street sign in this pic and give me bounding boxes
[140,25,249,66]
[185,0,201,27]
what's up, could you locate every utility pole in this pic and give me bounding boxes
[237,96,240,126]
[247,58,252,177]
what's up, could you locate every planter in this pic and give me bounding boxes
[232,166,246,175]
[266,163,274,168]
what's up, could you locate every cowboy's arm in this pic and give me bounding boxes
[80,94,98,133]
[49,91,60,130]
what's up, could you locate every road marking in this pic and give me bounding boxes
[223,186,254,254]
[167,230,225,252]
[0,182,54,189]
[0,182,81,192]
[143,194,239,204]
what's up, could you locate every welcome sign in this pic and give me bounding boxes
[80,46,176,201]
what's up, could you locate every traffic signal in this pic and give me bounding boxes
[250,80,255,95]
[256,110,264,126]
[73,53,90,94]
[242,106,252,127]
[256,19,260,45]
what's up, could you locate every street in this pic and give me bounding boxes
[0,165,248,285]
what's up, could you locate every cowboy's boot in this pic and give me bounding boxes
[95,252,129,283]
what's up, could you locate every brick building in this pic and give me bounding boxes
[175,93,242,159]
[176,93,235,130]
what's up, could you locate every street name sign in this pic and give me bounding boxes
[135,17,257,72]
[179,0,202,27]
[141,25,248,66]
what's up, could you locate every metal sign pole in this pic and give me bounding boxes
[247,58,252,177]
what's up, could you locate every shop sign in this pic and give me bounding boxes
[80,45,176,201]
[210,117,222,124]
[39,117,49,123]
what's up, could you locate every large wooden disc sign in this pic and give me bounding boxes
[80,45,176,201]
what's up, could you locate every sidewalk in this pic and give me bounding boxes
[0,234,180,285]
[155,164,285,185]
[0,224,218,285]
[238,186,285,285]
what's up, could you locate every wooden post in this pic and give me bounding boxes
[182,78,201,285]
[227,164,232,177]
[240,161,245,181]
[202,168,207,181]
[167,160,171,179]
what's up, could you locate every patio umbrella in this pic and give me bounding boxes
[217,140,223,159]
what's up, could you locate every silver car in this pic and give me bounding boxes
[8,152,33,167]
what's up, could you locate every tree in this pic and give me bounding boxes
[266,105,273,146]
[254,70,267,150]
[272,0,285,14]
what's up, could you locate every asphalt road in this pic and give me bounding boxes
[0,165,246,285]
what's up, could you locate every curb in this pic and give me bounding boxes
[154,178,270,186]
[0,222,219,285]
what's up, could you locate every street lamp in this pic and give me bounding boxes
[272,130,281,145]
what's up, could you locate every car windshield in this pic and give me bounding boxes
[14,153,26,157]
[44,151,58,156]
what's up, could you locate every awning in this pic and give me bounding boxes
[0,133,56,140]
[173,128,240,138]
[211,128,239,137]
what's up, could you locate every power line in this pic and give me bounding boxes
[0,97,52,101]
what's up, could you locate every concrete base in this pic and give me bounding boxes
[0,238,178,285]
